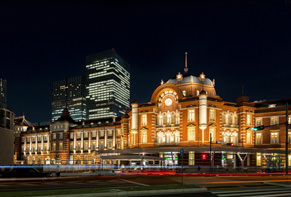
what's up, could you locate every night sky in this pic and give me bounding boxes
[1,0,291,122]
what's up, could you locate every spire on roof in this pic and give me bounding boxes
[184,52,188,73]
[57,108,75,123]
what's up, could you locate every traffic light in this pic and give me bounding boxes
[201,153,207,160]
[251,125,265,131]
[226,143,234,146]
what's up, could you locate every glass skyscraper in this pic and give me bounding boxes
[86,49,130,120]
[0,78,7,109]
[52,76,86,122]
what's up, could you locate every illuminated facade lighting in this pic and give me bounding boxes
[86,50,130,120]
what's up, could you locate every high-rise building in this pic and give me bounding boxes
[52,76,86,122]
[86,49,130,120]
[0,78,7,109]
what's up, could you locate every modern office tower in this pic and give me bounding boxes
[0,78,7,109]
[52,76,86,122]
[86,49,130,120]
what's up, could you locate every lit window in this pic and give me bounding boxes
[59,133,63,140]
[158,114,163,126]
[256,118,262,126]
[255,133,262,145]
[188,109,195,121]
[189,152,195,165]
[167,113,171,124]
[270,116,279,126]
[108,130,113,136]
[53,143,56,151]
[141,129,147,144]
[246,131,252,144]
[84,132,88,138]
[188,127,195,141]
[209,109,216,121]
[141,114,147,126]
[270,132,279,144]
[256,153,261,166]
[59,142,63,150]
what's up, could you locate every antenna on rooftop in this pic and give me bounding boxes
[184,52,188,73]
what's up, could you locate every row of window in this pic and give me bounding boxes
[141,109,216,127]
[256,116,291,126]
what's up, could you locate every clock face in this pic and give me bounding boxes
[165,98,173,106]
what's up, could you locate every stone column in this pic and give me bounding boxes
[73,133,76,153]
[88,131,91,153]
[47,135,50,154]
[41,135,44,154]
[96,131,99,150]
[24,136,27,156]
[104,129,107,150]
[30,136,32,155]
[35,136,38,155]
[81,132,84,153]
[199,91,208,143]
[113,129,116,150]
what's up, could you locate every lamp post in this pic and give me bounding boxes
[286,102,289,175]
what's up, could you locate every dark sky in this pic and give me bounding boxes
[1,0,291,122]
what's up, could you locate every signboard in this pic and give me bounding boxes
[216,141,224,144]
[180,148,184,156]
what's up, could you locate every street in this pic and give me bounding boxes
[1,174,291,196]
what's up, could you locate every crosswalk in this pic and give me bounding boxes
[211,188,291,197]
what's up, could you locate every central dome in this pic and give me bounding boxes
[166,73,213,86]
[165,72,216,97]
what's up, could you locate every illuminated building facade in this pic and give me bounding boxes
[0,78,7,109]
[52,76,86,122]
[15,53,291,169]
[86,49,130,120]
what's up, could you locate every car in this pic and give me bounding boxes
[0,167,52,178]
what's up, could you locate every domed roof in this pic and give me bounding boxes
[166,73,214,86]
